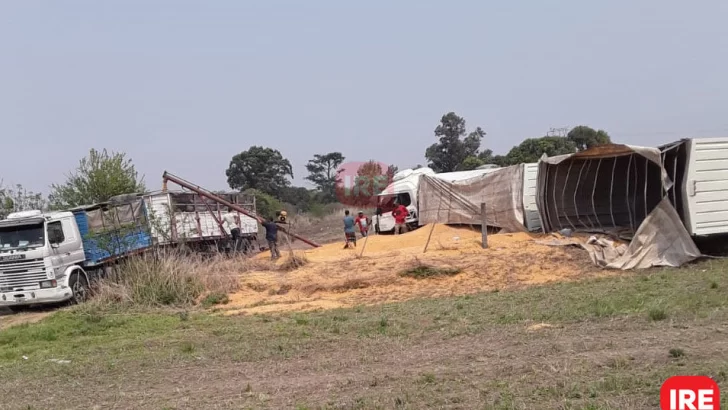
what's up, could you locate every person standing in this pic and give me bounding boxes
[261,216,281,260]
[354,211,370,237]
[392,204,409,235]
[343,210,356,248]
[222,213,241,252]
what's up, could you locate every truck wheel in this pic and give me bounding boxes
[69,272,90,305]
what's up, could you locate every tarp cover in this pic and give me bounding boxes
[537,198,701,269]
[418,165,527,233]
[86,199,146,232]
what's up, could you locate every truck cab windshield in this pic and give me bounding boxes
[0,223,45,251]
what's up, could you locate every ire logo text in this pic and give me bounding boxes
[660,376,720,410]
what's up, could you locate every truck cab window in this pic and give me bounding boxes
[0,222,45,250]
[397,193,412,207]
[47,221,65,244]
[378,195,397,213]
[377,193,412,213]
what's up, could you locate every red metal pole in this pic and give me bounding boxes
[162,171,321,248]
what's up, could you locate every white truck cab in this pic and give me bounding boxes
[374,167,504,233]
[374,168,433,233]
[0,210,89,311]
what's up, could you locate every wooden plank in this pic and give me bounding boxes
[481,202,488,249]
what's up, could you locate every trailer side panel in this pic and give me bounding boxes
[522,163,542,232]
[685,137,728,236]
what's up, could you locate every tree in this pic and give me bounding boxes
[279,186,313,211]
[355,161,390,207]
[243,188,284,221]
[474,149,508,167]
[425,112,486,172]
[567,126,611,151]
[0,183,48,219]
[49,148,145,209]
[305,152,345,203]
[460,156,485,171]
[358,162,397,196]
[226,146,293,196]
[357,161,383,178]
[335,160,392,208]
[501,137,577,165]
[386,165,398,181]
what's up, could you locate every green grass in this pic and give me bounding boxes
[201,292,230,308]
[669,348,685,358]
[3,262,728,366]
[648,308,668,321]
[2,260,728,408]
[399,264,461,279]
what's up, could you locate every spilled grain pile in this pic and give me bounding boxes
[224,224,609,315]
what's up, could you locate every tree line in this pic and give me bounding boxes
[424,112,610,172]
[222,113,611,214]
[1,114,611,219]
[1,149,145,219]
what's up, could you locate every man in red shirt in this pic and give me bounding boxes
[392,204,409,235]
[354,211,371,237]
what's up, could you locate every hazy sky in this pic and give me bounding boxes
[2,1,727,194]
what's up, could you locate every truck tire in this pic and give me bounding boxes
[69,272,90,305]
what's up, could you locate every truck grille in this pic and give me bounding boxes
[0,258,47,291]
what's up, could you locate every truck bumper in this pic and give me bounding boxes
[376,216,417,232]
[0,286,73,307]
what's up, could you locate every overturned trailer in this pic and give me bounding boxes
[535,144,701,269]
[537,144,666,236]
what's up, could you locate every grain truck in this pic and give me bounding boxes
[0,191,259,311]
[0,197,153,311]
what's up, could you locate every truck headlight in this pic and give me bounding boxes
[39,280,57,289]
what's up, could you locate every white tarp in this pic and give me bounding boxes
[537,198,701,269]
[418,165,527,233]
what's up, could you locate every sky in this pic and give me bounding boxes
[1,0,728,194]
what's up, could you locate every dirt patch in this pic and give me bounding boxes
[3,317,724,409]
[226,225,609,315]
[0,308,55,330]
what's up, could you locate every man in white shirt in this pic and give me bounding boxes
[222,213,241,251]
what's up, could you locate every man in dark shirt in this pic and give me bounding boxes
[343,210,356,249]
[261,217,281,260]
